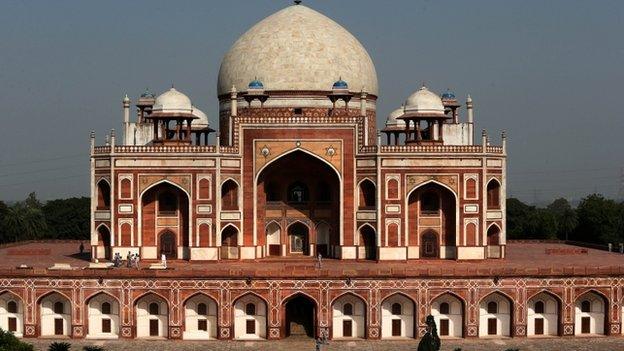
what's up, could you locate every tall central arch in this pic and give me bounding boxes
[256,150,341,258]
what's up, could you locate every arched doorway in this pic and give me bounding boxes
[487,224,501,258]
[284,295,316,338]
[479,292,512,337]
[420,230,439,258]
[97,225,112,260]
[159,231,176,259]
[359,225,376,260]
[257,150,340,258]
[141,182,189,260]
[288,222,309,255]
[408,182,457,259]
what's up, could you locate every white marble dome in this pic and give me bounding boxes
[153,88,192,114]
[217,4,378,96]
[192,106,209,128]
[404,86,445,115]
[385,105,406,128]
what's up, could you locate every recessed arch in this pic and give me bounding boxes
[357,178,376,209]
[574,289,608,335]
[380,292,416,339]
[255,148,342,184]
[139,179,191,200]
[286,220,311,232]
[478,291,513,337]
[430,291,465,338]
[138,179,192,255]
[527,290,561,337]
[282,292,318,338]
[132,291,171,310]
[330,291,368,308]
[478,290,515,306]
[255,148,342,258]
[0,290,24,336]
[357,223,377,260]
[38,290,72,337]
[183,292,218,340]
[406,180,459,255]
[84,291,121,306]
[232,292,268,339]
[134,291,169,338]
[281,291,319,307]
[331,292,367,339]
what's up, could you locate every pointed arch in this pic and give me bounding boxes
[527,289,563,304]
[0,290,23,304]
[132,291,170,309]
[36,290,72,305]
[358,178,376,209]
[430,291,467,308]
[231,291,269,307]
[486,178,501,210]
[406,180,459,251]
[96,178,111,210]
[330,291,368,307]
[357,223,377,260]
[286,220,311,232]
[255,148,342,183]
[478,290,515,305]
[254,148,343,257]
[381,292,417,307]
[138,179,192,251]
[84,291,121,306]
[281,291,319,308]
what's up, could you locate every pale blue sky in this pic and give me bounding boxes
[0,0,622,204]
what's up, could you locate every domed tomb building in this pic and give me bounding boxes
[7,2,622,344]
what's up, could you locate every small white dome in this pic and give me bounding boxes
[404,86,445,115]
[385,106,406,127]
[152,88,192,114]
[192,106,209,128]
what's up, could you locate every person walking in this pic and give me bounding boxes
[161,252,167,269]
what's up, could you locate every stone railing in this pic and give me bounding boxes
[362,144,505,154]
[92,145,240,155]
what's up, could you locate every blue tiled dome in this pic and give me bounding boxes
[332,78,348,89]
[248,78,264,89]
[140,89,155,99]
[441,90,456,100]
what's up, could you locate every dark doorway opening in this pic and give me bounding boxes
[159,231,177,259]
[284,295,315,338]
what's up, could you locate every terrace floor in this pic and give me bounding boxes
[0,240,623,279]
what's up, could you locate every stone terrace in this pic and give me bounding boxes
[1,241,623,279]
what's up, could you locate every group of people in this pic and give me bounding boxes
[112,251,140,269]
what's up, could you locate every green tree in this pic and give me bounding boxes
[0,328,34,351]
[546,198,578,240]
[42,197,90,240]
[1,202,47,243]
[574,194,621,244]
[506,198,535,239]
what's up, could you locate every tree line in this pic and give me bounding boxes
[0,193,89,244]
[0,192,623,246]
[507,194,624,245]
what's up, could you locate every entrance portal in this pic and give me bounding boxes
[284,295,315,338]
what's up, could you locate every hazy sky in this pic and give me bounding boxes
[0,0,622,204]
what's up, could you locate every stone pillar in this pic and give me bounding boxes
[467,95,474,145]
[465,288,479,338]
[562,286,575,336]
[513,286,527,337]
[218,289,233,339]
